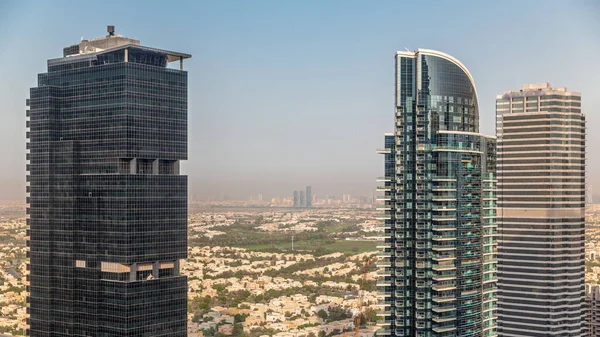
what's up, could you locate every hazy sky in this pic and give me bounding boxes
[0,1,599,200]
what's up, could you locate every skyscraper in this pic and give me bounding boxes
[496,83,585,336]
[299,190,306,207]
[306,186,312,208]
[586,284,600,337]
[293,190,299,207]
[26,27,190,336]
[377,49,497,337]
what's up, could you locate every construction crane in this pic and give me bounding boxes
[342,255,374,337]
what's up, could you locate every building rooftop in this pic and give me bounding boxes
[498,82,580,98]
[50,25,191,67]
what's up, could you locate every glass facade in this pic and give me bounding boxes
[377,49,497,337]
[26,36,190,336]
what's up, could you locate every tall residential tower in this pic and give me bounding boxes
[377,49,497,337]
[26,27,190,336]
[306,186,312,208]
[496,83,585,337]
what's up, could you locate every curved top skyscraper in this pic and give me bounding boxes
[377,49,497,337]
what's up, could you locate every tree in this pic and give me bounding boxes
[191,312,202,323]
[364,307,380,323]
[317,309,328,320]
[232,323,244,336]
[203,327,216,337]
[234,313,248,323]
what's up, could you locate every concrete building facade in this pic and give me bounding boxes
[496,83,586,336]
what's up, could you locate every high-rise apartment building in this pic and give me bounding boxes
[293,190,299,207]
[299,190,305,207]
[26,27,190,336]
[586,284,600,337]
[306,186,312,208]
[496,83,585,336]
[377,49,497,337]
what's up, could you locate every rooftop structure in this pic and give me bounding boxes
[498,82,579,96]
[59,25,190,69]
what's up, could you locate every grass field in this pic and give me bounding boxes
[190,218,378,255]
[325,240,378,253]
[240,239,378,255]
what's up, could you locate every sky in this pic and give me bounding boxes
[0,0,599,201]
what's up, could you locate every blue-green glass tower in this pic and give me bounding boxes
[377,49,497,337]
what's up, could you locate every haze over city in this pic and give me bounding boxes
[1,0,599,201]
[2,1,600,337]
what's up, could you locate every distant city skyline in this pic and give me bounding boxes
[1,1,600,201]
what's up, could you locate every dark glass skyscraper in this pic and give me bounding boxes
[26,27,190,336]
[377,49,497,337]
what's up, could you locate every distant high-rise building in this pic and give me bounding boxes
[257,193,263,202]
[26,27,189,336]
[586,284,600,337]
[496,83,586,336]
[377,49,497,337]
[306,186,312,208]
[299,190,305,207]
[293,190,299,207]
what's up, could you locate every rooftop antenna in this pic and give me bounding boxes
[107,25,115,36]
[405,47,410,52]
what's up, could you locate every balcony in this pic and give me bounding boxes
[432,245,456,251]
[483,277,499,284]
[432,264,456,271]
[432,215,457,221]
[432,255,456,262]
[378,261,392,268]
[432,274,456,282]
[432,284,457,292]
[433,315,457,323]
[433,326,457,333]
[432,226,457,232]
[377,148,392,154]
[432,303,457,312]
[432,235,457,241]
